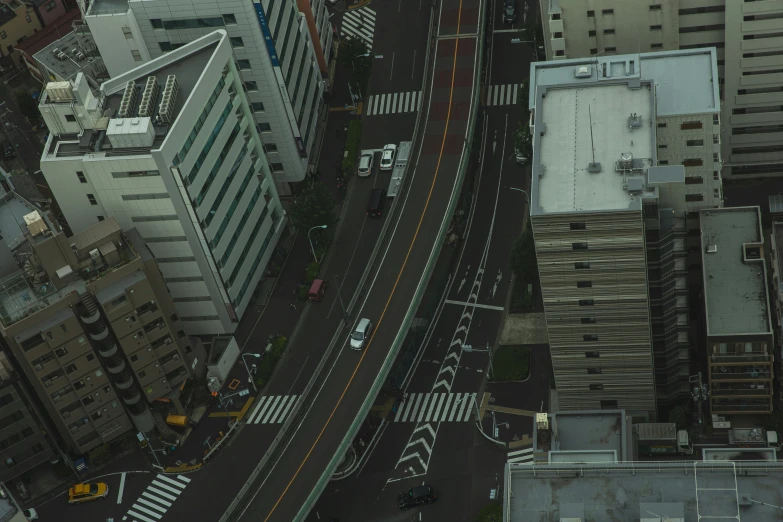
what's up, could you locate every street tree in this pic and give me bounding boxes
[510,221,537,281]
[14,89,39,121]
[338,36,372,95]
[287,181,337,236]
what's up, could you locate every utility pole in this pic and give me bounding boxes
[690,372,709,437]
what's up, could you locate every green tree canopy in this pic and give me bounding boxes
[510,221,537,281]
[14,89,39,120]
[287,181,337,236]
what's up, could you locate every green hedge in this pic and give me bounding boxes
[343,120,363,176]
[475,501,502,522]
[254,335,288,389]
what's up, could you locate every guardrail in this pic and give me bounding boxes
[295,0,486,517]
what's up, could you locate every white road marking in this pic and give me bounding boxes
[117,472,126,504]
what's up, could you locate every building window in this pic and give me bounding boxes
[603,29,615,35]
[581,318,596,324]
[76,171,86,183]
[551,13,561,20]
[601,400,618,408]
[658,160,668,165]
[265,143,278,152]
[585,351,600,358]
[650,4,661,10]
[44,0,56,10]
[554,50,565,57]
[587,10,594,17]
[572,242,588,250]
[575,262,591,269]
[658,144,667,149]
[685,194,704,202]
[601,9,613,15]
[686,139,704,147]
[65,114,76,122]
[87,194,97,205]
[258,122,272,132]
[651,43,663,49]
[553,32,562,38]
[579,299,594,306]
[681,121,703,130]
[588,368,602,374]
[25,14,31,22]
[97,216,105,221]
[683,158,703,167]
[138,370,146,379]
[650,25,662,30]
[589,384,604,390]
[588,30,596,37]
[685,176,704,185]
[159,41,172,52]
[230,37,244,48]
[584,335,598,341]
[237,59,251,70]
[251,102,265,112]
[576,281,592,288]
[151,19,163,29]
[131,50,142,61]
[64,363,77,374]
[570,222,586,230]
[604,46,616,52]
[590,48,598,55]
[244,81,258,91]
[222,13,237,24]
[657,123,666,128]
[122,27,133,39]
[270,163,284,172]
[129,354,139,363]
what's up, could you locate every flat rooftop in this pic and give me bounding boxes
[86,0,129,15]
[551,411,627,455]
[530,48,720,117]
[506,462,783,522]
[701,207,771,336]
[44,38,218,159]
[33,26,104,83]
[534,83,656,214]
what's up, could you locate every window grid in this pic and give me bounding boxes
[195,124,243,206]
[212,165,257,247]
[222,187,264,270]
[187,102,233,184]
[176,77,226,165]
[205,146,250,226]
[228,199,269,286]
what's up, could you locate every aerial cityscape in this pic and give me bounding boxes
[0,0,781,521]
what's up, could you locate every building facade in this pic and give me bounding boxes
[0,208,202,455]
[81,0,333,193]
[38,30,286,336]
[528,49,722,418]
[539,0,783,179]
[0,0,43,68]
[700,206,773,416]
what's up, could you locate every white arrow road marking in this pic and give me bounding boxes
[405,437,432,454]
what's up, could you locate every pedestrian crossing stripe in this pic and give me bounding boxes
[340,7,376,49]
[487,83,524,106]
[366,91,422,116]
[507,447,534,464]
[245,394,299,425]
[393,392,476,423]
[126,474,190,522]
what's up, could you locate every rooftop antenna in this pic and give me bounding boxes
[587,105,602,173]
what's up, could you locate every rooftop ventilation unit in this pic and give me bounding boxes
[706,244,718,254]
[617,152,634,171]
[156,75,179,124]
[138,76,159,118]
[117,81,138,119]
[628,113,643,129]
[52,47,60,55]
[574,64,591,78]
[587,162,602,173]
[56,52,67,60]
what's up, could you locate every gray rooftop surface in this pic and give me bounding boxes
[551,411,625,454]
[506,462,783,522]
[701,207,771,336]
[530,48,720,117]
[87,0,129,15]
[35,31,103,83]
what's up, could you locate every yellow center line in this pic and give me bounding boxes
[263,4,465,520]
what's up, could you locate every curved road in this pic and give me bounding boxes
[233,0,483,520]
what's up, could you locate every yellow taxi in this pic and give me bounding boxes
[68,482,109,504]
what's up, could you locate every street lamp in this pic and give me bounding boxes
[506,186,530,203]
[308,225,328,263]
[242,353,262,392]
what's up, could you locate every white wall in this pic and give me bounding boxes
[86,10,151,78]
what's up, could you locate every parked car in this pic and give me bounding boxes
[350,318,373,350]
[358,152,374,177]
[68,482,108,504]
[398,484,437,509]
[22,509,38,521]
[380,143,397,171]
[515,148,527,164]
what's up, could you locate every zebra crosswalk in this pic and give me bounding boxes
[365,91,422,116]
[245,394,299,425]
[507,447,534,465]
[126,474,190,522]
[487,83,524,106]
[340,7,376,49]
[393,392,476,423]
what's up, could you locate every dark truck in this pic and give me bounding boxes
[636,422,693,456]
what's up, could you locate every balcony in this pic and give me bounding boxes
[711,354,771,364]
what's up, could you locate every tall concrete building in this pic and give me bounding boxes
[79,0,333,193]
[0,200,202,455]
[701,206,773,416]
[528,49,721,418]
[38,30,286,336]
[539,0,783,179]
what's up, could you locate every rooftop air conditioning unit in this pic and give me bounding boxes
[706,244,718,253]
[52,47,60,55]
[574,64,592,78]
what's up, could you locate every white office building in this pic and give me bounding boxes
[539,0,783,179]
[80,0,334,193]
[38,30,286,336]
[528,49,721,417]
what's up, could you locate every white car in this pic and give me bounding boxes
[357,152,374,177]
[350,318,373,350]
[380,143,397,171]
[23,509,38,521]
